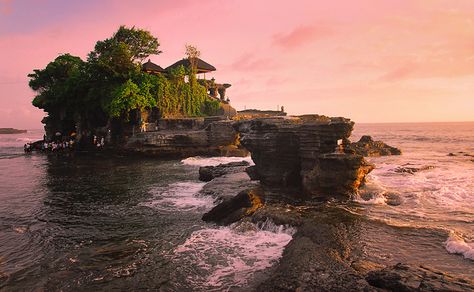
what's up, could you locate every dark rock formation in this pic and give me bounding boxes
[366,263,474,291]
[0,128,27,134]
[199,172,259,202]
[124,120,247,157]
[348,135,401,157]
[202,187,264,225]
[198,161,250,182]
[448,151,474,158]
[394,165,435,174]
[234,115,374,198]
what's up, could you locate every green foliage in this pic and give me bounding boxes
[107,79,157,118]
[202,99,221,116]
[29,26,220,130]
[28,54,86,112]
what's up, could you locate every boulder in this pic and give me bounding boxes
[234,115,374,198]
[348,135,401,157]
[198,161,250,182]
[202,187,264,225]
[366,263,474,291]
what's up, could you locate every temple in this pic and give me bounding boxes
[142,58,232,102]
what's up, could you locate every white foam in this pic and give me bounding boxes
[181,156,254,167]
[173,220,295,289]
[354,176,388,205]
[445,232,474,261]
[140,182,212,212]
[353,193,388,205]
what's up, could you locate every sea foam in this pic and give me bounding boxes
[181,156,254,167]
[173,219,295,289]
[140,182,212,212]
[445,232,474,261]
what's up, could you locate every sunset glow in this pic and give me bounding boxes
[1,0,473,128]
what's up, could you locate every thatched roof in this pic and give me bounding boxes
[142,60,166,73]
[166,57,216,74]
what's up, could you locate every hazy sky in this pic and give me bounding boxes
[1,0,473,128]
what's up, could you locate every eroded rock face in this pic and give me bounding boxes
[366,263,474,291]
[234,115,374,198]
[348,135,401,157]
[199,161,250,182]
[202,187,264,225]
[124,120,248,157]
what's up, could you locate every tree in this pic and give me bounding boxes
[185,44,200,74]
[28,54,85,112]
[87,26,161,82]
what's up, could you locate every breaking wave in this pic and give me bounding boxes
[172,219,295,290]
[140,182,212,212]
[445,232,474,261]
[181,156,254,167]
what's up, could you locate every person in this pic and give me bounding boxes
[140,121,147,132]
[100,137,105,147]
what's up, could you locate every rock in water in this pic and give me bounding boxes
[234,115,374,199]
[366,263,474,291]
[202,187,264,225]
[348,135,401,157]
[198,161,250,182]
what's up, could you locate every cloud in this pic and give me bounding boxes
[230,52,277,71]
[378,63,418,82]
[273,25,331,48]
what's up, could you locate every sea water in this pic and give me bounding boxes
[0,122,473,290]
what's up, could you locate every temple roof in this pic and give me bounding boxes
[166,57,216,74]
[142,60,166,73]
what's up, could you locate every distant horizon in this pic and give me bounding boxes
[1,0,473,128]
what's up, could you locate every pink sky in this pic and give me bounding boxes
[1,0,473,128]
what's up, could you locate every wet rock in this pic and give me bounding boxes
[245,165,260,180]
[254,204,378,291]
[366,263,474,291]
[198,161,250,182]
[234,115,374,199]
[199,172,258,202]
[202,187,264,225]
[348,135,402,157]
[394,165,435,174]
[385,193,403,206]
[447,152,474,158]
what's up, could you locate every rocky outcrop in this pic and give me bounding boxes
[202,187,264,225]
[0,128,27,134]
[394,165,435,174]
[199,161,250,182]
[348,135,401,157]
[366,263,474,291]
[124,119,248,157]
[234,115,374,198]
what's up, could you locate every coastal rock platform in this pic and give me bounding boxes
[234,115,374,199]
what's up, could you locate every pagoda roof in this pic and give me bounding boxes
[166,57,216,74]
[142,60,166,73]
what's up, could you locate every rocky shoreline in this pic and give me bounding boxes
[186,115,472,291]
[196,160,474,291]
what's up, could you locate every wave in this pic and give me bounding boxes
[172,219,295,289]
[140,182,212,212]
[181,156,253,167]
[445,232,474,261]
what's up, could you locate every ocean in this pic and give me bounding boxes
[0,122,473,290]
